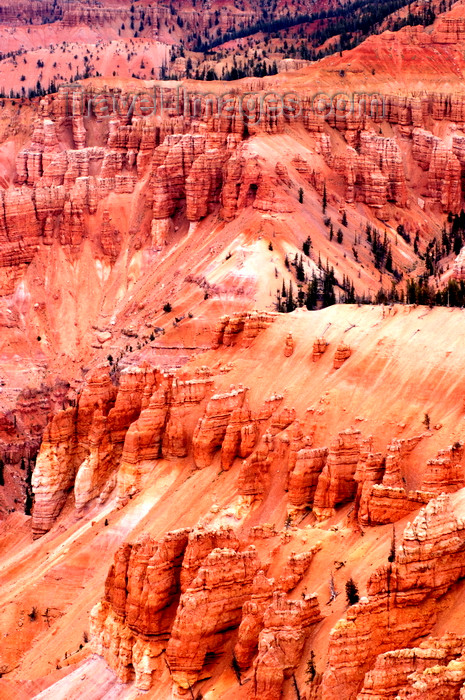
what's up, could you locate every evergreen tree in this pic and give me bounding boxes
[322,268,336,307]
[306,274,319,310]
[296,255,305,282]
[388,524,396,562]
[345,578,360,606]
[303,236,311,257]
[286,281,296,312]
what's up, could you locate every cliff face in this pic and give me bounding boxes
[31,366,218,535]
[313,429,361,520]
[91,525,260,692]
[321,494,465,700]
[358,635,465,700]
[92,520,323,696]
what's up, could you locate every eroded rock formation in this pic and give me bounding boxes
[321,494,465,700]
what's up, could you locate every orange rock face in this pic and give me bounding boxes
[321,494,465,700]
[31,366,215,533]
[283,332,294,357]
[313,429,362,520]
[288,445,328,512]
[313,337,329,362]
[193,385,247,468]
[91,525,262,691]
[333,343,352,369]
[359,635,465,700]
[251,591,322,700]
[167,546,262,691]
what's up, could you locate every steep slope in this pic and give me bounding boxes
[1,305,465,699]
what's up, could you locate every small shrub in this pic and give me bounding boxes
[163,302,172,313]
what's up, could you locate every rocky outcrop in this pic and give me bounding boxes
[91,525,261,692]
[358,634,465,700]
[193,385,247,468]
[237,441,273,501]
[212,311,276,349]
[220,402,257,471]
[364,437,439,525]
[114,388,169,500]
[313,337,328,362]
[321,494,465,700]
[180,526,240,592]
[234,571,276,670]
[31,408,78,537]
[354,450,385,526]
[288,445,328,512]
[284,333,294,357]
[365,486,433,526]
[421,442,465,494]
[453,246,465,281]
[252,591,322,700]
[359,131,407,206]
[166,546,261,691]
[428,142,461,214]
[32,364,218,531]
[313,429,361,520]
[333,343,352,369]
[73,366,153,510]
[91,529,190,688]
[278,548,319,592]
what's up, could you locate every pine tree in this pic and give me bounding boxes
[345,578,360,606]
[287,281,296,312]
[322,182,327,213]
[298,187,304,204]
[306,274,319,310]
[341,210,348,227]
[0,458,4,487]
[337,228,344,244]
[303,236,312,257]
[388,524,396,562]
[297,255,305,282]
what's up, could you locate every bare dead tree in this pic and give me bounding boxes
[328,572,338,603]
